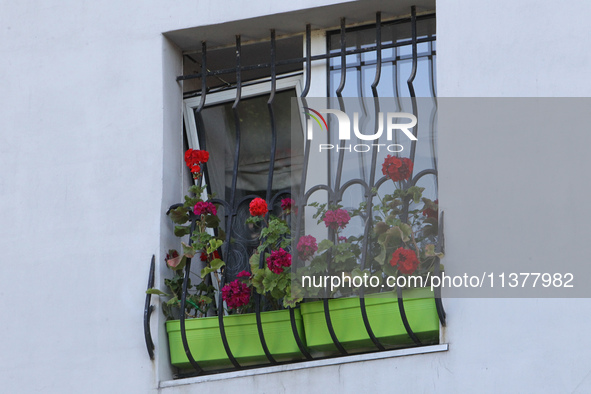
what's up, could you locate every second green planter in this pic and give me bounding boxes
[300,287,440,354]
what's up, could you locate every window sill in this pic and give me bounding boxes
[159,343,449,388]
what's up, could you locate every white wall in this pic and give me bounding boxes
[437,0,591,97]
[436,0,591,392]
[2,0,591,393]
[0,1,355,393]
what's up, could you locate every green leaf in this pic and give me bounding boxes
[146,288,169,296]
[259,218,290,249]
[168,255,187,271]
[374,244,387,266]
[422,225,438,237]
[217,229,226,241]
[188,184,206,195]
[399,223,412,242]
[317,239,334,252]
[283,295,302,308]
[166,296,179,306]
[422,197,437,209]
[276,275,289,291]
[334,250,354,263]
[250,252,262,272]
[204,215,220,229]
[206,239,224,254]
[190,232,212,251]
[424,244,444,258]
[407,186,425,203]
[169,206,189,224]
[251,269,265,293]
[385,215,397,226]
[200,259,224,278]
[270,286,284,299]
[385,226,403,244]
[183,195,200,209]
[162,303,174,320]
[309,256,328,272]
[201,266,215,277]
[209,258,225,270]
[280,238,291,249]
[263,274,279,292]
[374,221,389,235]
[174,225,191,237]
[181,242,196,258]
[383,263,397,277]
[246,216,262,225]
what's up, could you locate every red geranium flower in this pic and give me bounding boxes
[191,150,209,164]
[200,249,221,262]
[297,235,318,261]
[281,198,294,212]
[185,149,209,168]
[382,155,413,182]
[222,279,251,310]
[422,199,438,219]
[184,149,209,178]
[193,201,217,216]
[323,209,351,230]
[266,248,292,274]
[390,247,420,275]
[249,198,268,217]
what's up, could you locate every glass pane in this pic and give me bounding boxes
[197,88,304,278]
[199,89,303,204]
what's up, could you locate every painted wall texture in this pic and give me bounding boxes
[1,0,590,393]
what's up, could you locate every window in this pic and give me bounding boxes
[152,8,445,378]
[184,75,305,278]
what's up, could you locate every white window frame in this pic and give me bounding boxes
[183,73,306,153]
[162,27,446,385]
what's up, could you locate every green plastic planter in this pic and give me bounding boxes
[166,309,306,370]
[300,287,439,354]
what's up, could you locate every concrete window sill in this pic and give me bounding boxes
[160,343,449,388]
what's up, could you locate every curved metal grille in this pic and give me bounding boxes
[145,8,445,377]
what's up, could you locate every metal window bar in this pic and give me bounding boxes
[324,8,437,349]
[145,8,445,377]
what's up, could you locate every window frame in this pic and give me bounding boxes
[183,73,306,154]
[155,10,445,380]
